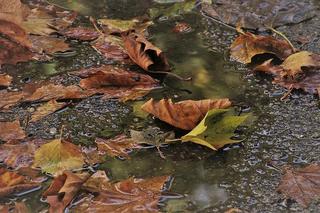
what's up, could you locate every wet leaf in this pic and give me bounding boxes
[0,74,12,88]
[0,0,29,26]
[172,22,192,33]
[61,27,100,41]
[0,120,26,142]
[230,32,294,64]
[181,109,248,150]
[43,171,89,213]
[0,90,26,110]
[30,100,68,122]
[0,167,39,198]
[0,20,32,49]
[201,0,316,30]
[122,31,170,71]
[277,164,320,208]
[71,170,169,212]
[29,35,70,55]
[141,98,231,130]
[98,18,152,34]
[149,0,196,19]
[33,138,85,176]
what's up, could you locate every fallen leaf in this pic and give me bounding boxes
[181,109,248,150]
[172,22,192,33]
[33,138,85,176]
[0,0,29,26]
[61,27,100,41]
[0,20,32,49]
[0,74,12,88]
[224,208,242,213]
[30,100,68,122]
[230,32,294,64]
[0,167,39,198]
[122,30,170,71]
[277,164,320,208]
[0,120,26,142]
[71,170,169,212]
[43,171,89,213]
[149,0,196,19]
[29,35,71,55]
[0,90,26,110]
[141,98,231,130]
[98,18,152,34]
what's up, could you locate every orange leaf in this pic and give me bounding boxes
[0,120,26,142]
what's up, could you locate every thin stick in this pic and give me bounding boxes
[146,70,192,81]
[89,17,104,35]
[268,27,296,51]
[165,138,182,143]
[280,84,294,101]
[200,11,237,31]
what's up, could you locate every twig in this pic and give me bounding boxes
[89,17,104,35]
[280,84,294,101]
[268,27,296,52]
[146,70,192,81]
[200,11,237,31]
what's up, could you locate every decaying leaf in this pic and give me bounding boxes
[149,0,196,19]
[0,90,26,110]
[277,164,320,208]
[0,167,39,198]
[181,109,248,150]
[0,120,26,142]
[0,74,12,87]
[43,171,89,213]
[0,0,29,26]
[98,18,153,34]
[29,35,70,55]
[0,20,32,49]
[71,170,169,212]
[141,98,231,130]
[33,138,85,176]
[230,32,294,64]
[30,100,68,122]
[122,30,170,71]
[61,27,100,41]
[172,22,192,33]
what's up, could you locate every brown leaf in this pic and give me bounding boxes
[29,35,70,55]
[0,20,32,49]
[72,171,169,212]
[31,100,68,122]
[230,32,294,64]
[61,27,100,41]
[122,31,170,71]
[0,202,30,213]
[172,22,192,33]
[277,164,320,208]
[0,90,26,110]
[0,120,26,142]
[0,139,46,169]
[95,135,141,159]
[0,74,12,88]
[43,171,89,213]
[0,0,29,26]
[141,98,232,130]
[0,167,39,198]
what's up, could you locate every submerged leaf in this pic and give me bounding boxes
[0,120,26,142]
[33,138,85,176]
[141,98,231,130]
[277,164,320,208]
[181,109,248,150]
[30,100,68,122]
[98,18,152,34]
[149,0,196,19]
[29,35,71,55]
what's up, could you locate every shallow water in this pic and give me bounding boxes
[1,0,320,212]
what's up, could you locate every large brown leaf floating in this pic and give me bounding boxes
[277,164,320,208]
[230,32,294,64]
[0,167,39,198]
[71,170,169,212]
[141,98,231,130]
[0,74,12,88]
[43,171,89,213]
[30,100,68,122]
[122,30,170,71]
[0,120,26,142]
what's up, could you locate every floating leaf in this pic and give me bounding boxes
[71,170,169,212]
[277,164,320,208]
[33,138,85,176]
[230,32,294,64]
[141,98,231,130]
[0,120,26,142]
[0,74,12,88]
[181,109,248,150]
[30,100,68,122]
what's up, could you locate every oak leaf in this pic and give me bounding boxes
[277,164,320,208]
[33,138,85,176]
[0,120,26,142]
[30,100,68,122]
[141,98,231,130]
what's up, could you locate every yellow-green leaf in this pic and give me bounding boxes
[33,139,84,176]
[149,0,196,19]
[181,109,248,150]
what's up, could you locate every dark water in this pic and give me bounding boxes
[1,0,320,212]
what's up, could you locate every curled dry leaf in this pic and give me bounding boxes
[0,74,12,88]
[122,30,170,71]
[61,27,100,41]
[0,120,26,142]
[72,170,169,212]
[277,163,320,208]
[33,138,85,176]
[30,100,68,122]
[43,171,89,213]
[0,167,39,198]
[141,98,231,130]
[230,32,294,64]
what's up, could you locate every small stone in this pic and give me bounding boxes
[49,127,57,135]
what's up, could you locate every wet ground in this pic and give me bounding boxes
[1,0,320,212]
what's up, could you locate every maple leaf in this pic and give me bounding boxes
[71,170,169,212]
[277,164,320,208]
[0,120,26,142]
[122,30,170,71]
[0,73,12,88]
[30,100,68,122]
[141,98,232,130]
[33,138,85,176]
[181,109,248,150]
[230,32,294,64]
[43,171,89,213]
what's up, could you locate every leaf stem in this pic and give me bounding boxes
[268,27,296,52]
